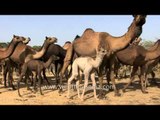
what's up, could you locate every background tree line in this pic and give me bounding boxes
[0,39,156,50]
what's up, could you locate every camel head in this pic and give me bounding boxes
[12,35,31,44]
[45,36,57,45]
[97,47,107,56]
[23,37,31,44]
[133,15,146,26]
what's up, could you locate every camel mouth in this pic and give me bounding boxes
[54,38,57,43]
[23,37,31,44]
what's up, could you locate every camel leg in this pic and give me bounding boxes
[17,74,24,97]
[58,63,65,93]
[33,72,37,91]
[55,62,59,85]
[81,72,89,101]
[109,58,120,96]
[26,75,32,91]
[38,73,43,95]
[59,61,70,92]
[140,66,148,93]
[81,67,91,101]
[90,72,99,100]
[123,66,138,92]
[98,65,105,99]
[3,65,8,87]
[8,67,16,90]
[150,71,158,86]
[106,68,111,85]
[67,75,75,99]
[51,65,56,77]
[76,80,80,99]
[43,69,50,85]
[79,70,83,84]
[30,73,34,86]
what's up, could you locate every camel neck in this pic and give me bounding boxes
[32,41,49,59]
[43,56,54,68]
[109,19,143,52]
[92,54,104,68]
[0,40,18,60]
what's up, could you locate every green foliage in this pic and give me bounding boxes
[141,40,154,49]
[32,45,42,51]
[0,42,9,48]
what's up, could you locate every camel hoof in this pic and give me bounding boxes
[98,94,106,99]
[27,87,32,91]
[80,98,84,102]
[12,88,16,90]
[18,94,22,97]
[95,97,100,101]
[142,91,148,94]
[58,90,64,94]
[122,89,126,93]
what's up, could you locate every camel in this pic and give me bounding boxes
[42,43,68,87]
[17,55,60,97]
[0,35,30,60]
[114,37,142,79]
[115,39,160,93]
[67,47,107,101]
[60,15,146,98]
[2,36,57,90]
[24,37,57,63]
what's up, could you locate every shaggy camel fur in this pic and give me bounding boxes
[17,55,59,97]
[67,47,107,101]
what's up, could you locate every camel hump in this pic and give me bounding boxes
[98,32,110,49]
[82,28,95,38]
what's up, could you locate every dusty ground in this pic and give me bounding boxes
[0,72,160,105]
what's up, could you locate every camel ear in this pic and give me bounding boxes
[13,35,16,38]
[46,36,48,39]
[132,15,137,18]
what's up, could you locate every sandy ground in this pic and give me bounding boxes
[0,72,160,105]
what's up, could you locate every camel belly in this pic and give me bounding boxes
[73,40,97,57]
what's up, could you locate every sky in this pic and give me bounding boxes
[0,15,160,46]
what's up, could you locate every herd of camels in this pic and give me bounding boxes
[0,14,160,101]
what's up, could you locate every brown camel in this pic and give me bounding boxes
[0,35,30,60]
[115,39,160,93]
[17,55,60,97]
[60,15,146,97]
[24,37,57,63]
[114,37,142,79]
[2,36,57,90]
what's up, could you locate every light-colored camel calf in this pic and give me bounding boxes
[67,47,107,101]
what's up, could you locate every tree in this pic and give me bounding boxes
[141,40,154,49]
[32,45,42,51]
